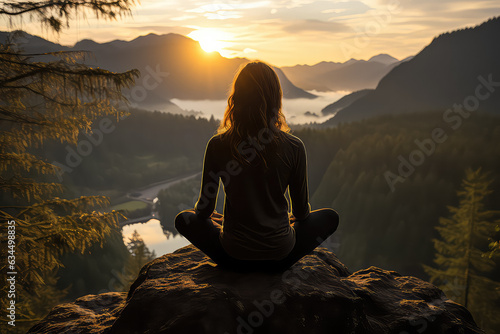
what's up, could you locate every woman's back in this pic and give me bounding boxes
[175,61,338,273]
[195,131,311,261]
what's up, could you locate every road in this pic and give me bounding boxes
[127,172,201,203]
[120,171,201,227]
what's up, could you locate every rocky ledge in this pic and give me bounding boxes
[29,244,484,333]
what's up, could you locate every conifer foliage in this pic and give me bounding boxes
[115,230,157,291]
[0,0,138,330]
[424,168,500,332]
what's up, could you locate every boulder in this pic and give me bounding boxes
[28,244,484,333]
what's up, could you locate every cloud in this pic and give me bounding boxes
[275,0,372,20]
[282,19,350,33]
[185,1,272,20]
[127,25,195,36]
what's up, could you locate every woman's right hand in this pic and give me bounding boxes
[211,211,223,224]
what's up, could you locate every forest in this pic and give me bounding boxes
[5,97,500,332]
[2,1,498,333]
[48,107,500,283]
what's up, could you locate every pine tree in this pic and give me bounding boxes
[424,168,500,332]
[0,1,138,331]
[115,230,156,291]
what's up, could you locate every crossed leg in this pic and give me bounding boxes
[174,208,339,272]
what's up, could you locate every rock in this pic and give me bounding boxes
[28,245,484,334]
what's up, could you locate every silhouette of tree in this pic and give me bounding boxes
[115,230,156,291]
[0,0,138,330]
[424,168,500,332]
[0,0,135,32]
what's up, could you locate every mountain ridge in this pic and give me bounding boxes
[0,31,315,103]
[281,53,406,92]
[322,16,500,127]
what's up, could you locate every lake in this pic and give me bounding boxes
[122,218,190,257]
[171,90,348,124]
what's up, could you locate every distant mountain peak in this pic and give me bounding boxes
[73,38,99,49]
[368,54,399,65]
[344,58,359,65]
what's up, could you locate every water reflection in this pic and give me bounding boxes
[122,219,190,257]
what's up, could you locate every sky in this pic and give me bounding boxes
[2,0,500,66]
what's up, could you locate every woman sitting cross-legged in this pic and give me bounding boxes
[175,61,339,273]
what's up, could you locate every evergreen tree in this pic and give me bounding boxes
[424,168,500,332]
[115,230,156,291]
[0,1,138,331]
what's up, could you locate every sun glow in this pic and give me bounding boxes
[188,28,232,53]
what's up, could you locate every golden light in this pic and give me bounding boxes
[188,28,232,53]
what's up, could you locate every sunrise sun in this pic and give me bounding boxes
[188,28,232,53]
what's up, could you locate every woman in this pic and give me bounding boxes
[175,61,339,272]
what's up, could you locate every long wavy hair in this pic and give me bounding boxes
[218,61,290,168]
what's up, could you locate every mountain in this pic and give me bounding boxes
[321,89,373,115]
[322,16,500,127]
[281,61,346,91]
[281,54,405,92]
[318,59,398,92]
[0,31,315,106]
[367,53,399,65]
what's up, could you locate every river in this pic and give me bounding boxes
[121,173,201,256]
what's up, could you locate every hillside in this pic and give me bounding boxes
[321,89,373,115]
[306,111,500,279]
[323,16,500,126]
[0,31,316,104]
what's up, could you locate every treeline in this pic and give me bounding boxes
[157,176,225,236]
[152,110,500,282]
[51,108,500,331]
[40,109,219,194]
